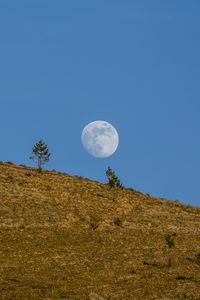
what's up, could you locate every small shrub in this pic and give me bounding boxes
[19,225,25,230]
[165,233,176,249]
[90,222,99,230]
[25,172,32,177]
[6,161,14,165]
[195,253,200,266]
[90,215,99,230]
[174,199,182,204]
[114,217,122,227]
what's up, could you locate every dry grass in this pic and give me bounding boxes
[0,162,200,299]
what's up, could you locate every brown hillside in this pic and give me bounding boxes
[0,162,200,299]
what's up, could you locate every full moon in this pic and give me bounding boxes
[81,121,119,158]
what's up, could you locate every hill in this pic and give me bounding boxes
[0,162,200,299]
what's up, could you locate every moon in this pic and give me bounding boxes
[81,121,119,158]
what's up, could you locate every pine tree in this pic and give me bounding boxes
[165,233,176,267]
[106,166,123,189]
[30,140,50,173]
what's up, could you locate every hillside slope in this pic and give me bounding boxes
[0,162,200,299]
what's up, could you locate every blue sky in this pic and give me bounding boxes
[0,1,200,206]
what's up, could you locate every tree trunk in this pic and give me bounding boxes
[168,255,172,268]
[168,249,172,268]
[38,157,42,173]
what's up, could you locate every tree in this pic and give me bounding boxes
[165,233,176,267]
[30,140,50,172]
[106,166,123,189]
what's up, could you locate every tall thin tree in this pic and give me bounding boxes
[30,140,50,173]
[165,233,176,268]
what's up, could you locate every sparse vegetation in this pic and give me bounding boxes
[0,162,200,299]
[106,166,123,188]
[30,140,50,173]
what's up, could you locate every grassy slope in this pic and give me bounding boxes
[0,162,200,300]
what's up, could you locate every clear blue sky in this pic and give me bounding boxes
[0,1,200,206]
